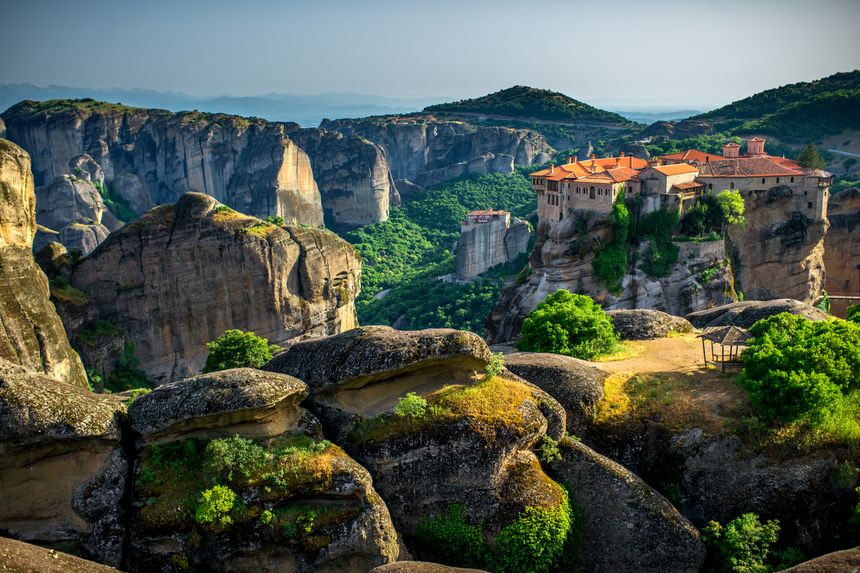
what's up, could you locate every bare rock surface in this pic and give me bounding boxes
[606,308,693,340]
[57,192,360,384]
[685,298,829,328]
[824,188,860,298]
[0,536,119,573]
[371,562,488,573]
[778,547,860,572]
[546,436,705,573]
[0,138,86,387]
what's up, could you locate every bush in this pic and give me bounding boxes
[492,490,573,573]
[195,485,236,527]
[517,290,618,360]
[538,436,562,463]
[414,504,487,568]
[203,329,277,373]
[203,435,269,484]
[394,392,428,418]
[592,191,629,292]
[484,352,505,380]
[105,342,150,393]
[848,304,860,324]
[702,513,780,573]
[740,313,860,422]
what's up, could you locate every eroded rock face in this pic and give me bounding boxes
[57,192,360,384]
[320,115,552,188]
[456,216,530,280]
[824,188,860,299]
[546,437,705,573]
[0,139,87,387]
[727,185,828,303]
[125,368,398,572]
[285,126,397,228]
[2,101,324,226]
[503,352,606,435]
[371,562,488,573]
[0,359,126,565]
[685,298,829,328]
[778,547,860,573]
[0,536,119,573]
[607,309,693,340]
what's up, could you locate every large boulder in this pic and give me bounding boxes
[778,547,860,572]
[0,359,126,565]
[606,309,693,340]
[56,192,361,384]
[0,536,119,573]
[0,138,87,387]
[546,436,705,573]
[125,368,399,572]
[371,563,488,573]
[685,299,829,329]
[503,352,606,434]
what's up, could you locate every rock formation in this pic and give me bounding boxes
[125,368,398,572]
[0,139,87,387]
[685,298,829,328]
[0,359,127,565]
[823,188,860,302]
[0,536,119,573]
[455,213,529,279]
[779,547,860,572]
[371,563,488,573]
[727,185,828,303]
[2,100,324,227]
[56,192,360,384]
[320,115,552,189]
[284,126,398,228]
[606,309,693,340]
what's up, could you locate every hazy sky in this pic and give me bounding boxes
[3,0,860,108]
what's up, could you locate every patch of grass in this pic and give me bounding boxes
[592,341,642,362]
[49,277,88,305]
[77,319,120,347]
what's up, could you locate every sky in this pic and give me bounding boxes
[3,0,860,109]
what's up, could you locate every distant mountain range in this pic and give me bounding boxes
[0,84,444,127]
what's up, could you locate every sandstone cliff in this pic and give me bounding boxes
[727,185,828,303]
[823,188,860,302]
[57,192,360,384]
[320,115,552,189]
[455,216,530,279]
[0,139,87,387]
[2,100,324,227]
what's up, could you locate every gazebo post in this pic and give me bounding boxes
[721,344,725,373]
[701,338,707,365]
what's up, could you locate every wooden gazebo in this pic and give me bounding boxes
[697,326,751,372]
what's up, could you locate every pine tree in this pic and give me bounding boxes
[796,143,826,170]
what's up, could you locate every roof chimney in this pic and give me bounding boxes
[568,156,575,164]
[550,163,555,174]
[619,151,626,157]
[590,153,596,160]
[705,155,710,163]
[615,156,620,167]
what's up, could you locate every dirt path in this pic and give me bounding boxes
[595,334,710,375]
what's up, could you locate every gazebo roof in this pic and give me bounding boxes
[697,326,751,346]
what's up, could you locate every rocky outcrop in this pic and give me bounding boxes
[823,188,860,298]
[57,192,360,384]
[778,547,860,572]
[285,126,398,228]
[0,536,119,573]
[125,368,399,572]
[607,309,693,340]
[685,298,829,328]
[2,101,324,226]
[455,215,529,280]
[503,352,606,435]
[0,359,126,565]
[371,563,488,573]
[546,437,705,573]
[320,115,552,189]
[727,185,828,303]
[0,139,87,387]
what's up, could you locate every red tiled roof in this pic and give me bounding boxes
[653,163,699,176]
[531,156,646,179]
[673,181,705,190]
[468,209,508,216]
[661,149,726,163]
[696,157,804,178]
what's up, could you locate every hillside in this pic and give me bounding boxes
[425,85,632,124]
[735,88,860,142]
[695,70,860,121]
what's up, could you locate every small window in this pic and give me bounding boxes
[776,177,780,183]
[790,177,794,183]
[762,178,766,184]
[730,182,735,189]
[709,184,713,190]
[807,202,813,209]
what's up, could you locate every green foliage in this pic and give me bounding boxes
[680,195,723,237]
[94,180,137,223]
[424,85,630,124]
[492,490,573,573]
[635,209,680,278]
[415,504,487,569]
[105,342,150,393]
[847,304,860,324]
[796,144,827,170]
[484,352,505,380]
[833,179,860,194]
[394,392,428,418]
[702,513,780,573]
[195,485,236,527]
[204,435,269,484]
[264,215,285,226]
[592,192,630,291]
[123,387,151,407]
[517,290,618,360]
[815,290,831,314]
[717,190,746,227]
[258,509,274,527]
[203,329,275,373]
[740,313,860,423]
[538,436,562,464]
[77,319,120,347]
[645,134,743,158]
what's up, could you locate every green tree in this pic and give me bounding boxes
[592,191,630,292]
[716,190,746,229]
[517,290,618,360]
[847,304,860,324]
[203,329,277,373]
[703,513,780,573]
[195,485,236,527]
[795,143,827,170]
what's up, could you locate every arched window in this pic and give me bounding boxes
[776,177,780,183]
[730,182,735,189]
[761,178,765,184]
[790,177,795,183]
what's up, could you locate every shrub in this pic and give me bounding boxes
[259,509,274,526]
[847,304,860,324]
[740,313,860,422]
[414,504,487,568]
[717,190,746,228]
[484,352,505,380]
[492,490,573,573]
[203,329,276,373]
[123,387,151,407]
[538,436,562,463]
[394,392,428,418]
[105,342,150,393]
[195,485,236,527]
[592,192,629,292]
[702,513,780,573]
[517,290,618,360]
[203,435,269,484]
